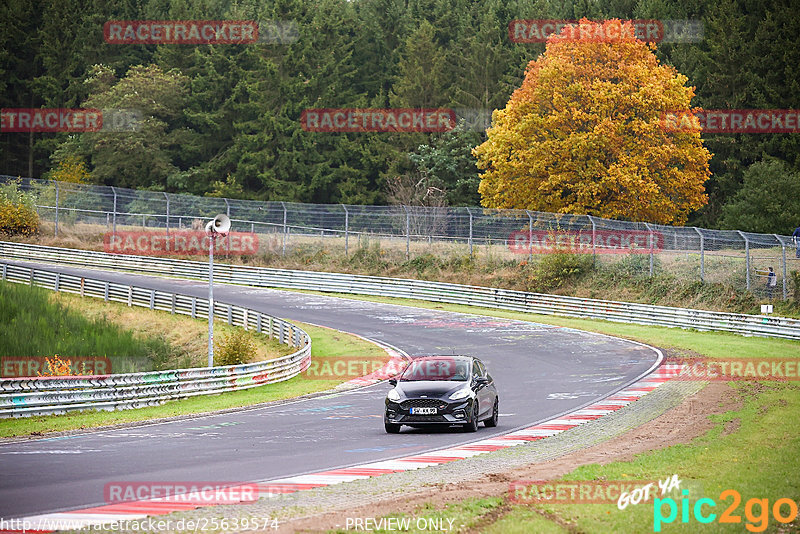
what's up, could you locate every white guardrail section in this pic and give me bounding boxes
[2,241,800,341]
[0,261,311,418]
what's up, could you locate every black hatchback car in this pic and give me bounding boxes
[384,355,498,433]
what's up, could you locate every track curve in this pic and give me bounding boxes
[0,261,660,519]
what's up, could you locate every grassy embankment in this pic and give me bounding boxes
[0,281,389,437]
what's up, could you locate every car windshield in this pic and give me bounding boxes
[399,358,470,381]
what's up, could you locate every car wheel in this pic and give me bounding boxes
[385,422,401,433]
[484,398,499,427]
[464,402,479,432]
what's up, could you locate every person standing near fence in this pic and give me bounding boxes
[794,225,800,258]
[766,266,777,299]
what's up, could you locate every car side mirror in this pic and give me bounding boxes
[474,376,488,386]
[388,378,397,386]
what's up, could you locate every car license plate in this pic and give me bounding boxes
[411,407,437,415]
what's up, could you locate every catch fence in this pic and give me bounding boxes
[3,176,799,300]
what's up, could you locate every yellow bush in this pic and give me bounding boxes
[0,179,39,236]
[215,328,257,366]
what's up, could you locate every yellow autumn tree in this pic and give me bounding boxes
[49,155,91,184]
[474,19,710,225]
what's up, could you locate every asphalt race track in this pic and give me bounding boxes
[0,261,661,519]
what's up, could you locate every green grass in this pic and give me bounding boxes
[0,321,389,438]
[305,290,800,534]
[0,280,177,371]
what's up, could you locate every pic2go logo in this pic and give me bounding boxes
[654,489,798,532]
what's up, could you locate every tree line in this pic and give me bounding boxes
[1,0,798,233]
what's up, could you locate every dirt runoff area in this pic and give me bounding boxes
[281,382,741,534]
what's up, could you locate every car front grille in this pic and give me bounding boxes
[402,399,447,409]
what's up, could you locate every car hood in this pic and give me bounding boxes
[395,380,468,399]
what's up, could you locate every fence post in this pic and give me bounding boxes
[774,234,788,300]
[588,215,596,266]
[693,227,704,283]
[111,186,117,237]
[644,222,654,277]
[342,204,349,256]
[164,192,170,236]
[403,205,410,260]
[466,207,474,257]
[737,230,750,290]
[54,181,59,237]
[224,198,231,251]
[525,210,533,262]
[281,201,287,256]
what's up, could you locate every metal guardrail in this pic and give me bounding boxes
[2,240,800,341]
[0,261,311,418]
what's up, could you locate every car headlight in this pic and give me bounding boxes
[449,388,471,401]
[387,389,401,402]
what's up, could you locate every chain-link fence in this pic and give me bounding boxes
[3,175,799,300]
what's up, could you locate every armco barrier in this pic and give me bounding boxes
[2,241,800,340]
[0,261,311,418]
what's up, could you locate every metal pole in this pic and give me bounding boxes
[693,227,704,282]
[588,215,596,266]
[466,207,473,257]
[111,186,117,236]
[164,192,170,236]
[208,234,215,367]
[775,234,788,300]
[54,181,59,237]
[645,223,654,277]
[737,230,750,290]
[403,205,410,260]
[281,201,287,256]
[342,204,349,256]
[525,210,533,262]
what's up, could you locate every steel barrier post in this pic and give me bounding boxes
[403,205,410,260]
[693,227,704,282]
[54,181,59,237]
[737,230,750,290]
[342,204,349,256]
[466,207,474,257]
[224,198,231,251]
[281,201,287,256]
[775,234,788,300]
[164,193,170,236]
[645,223,654,277]
[525,210,533,261]
[111,186,117,237]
